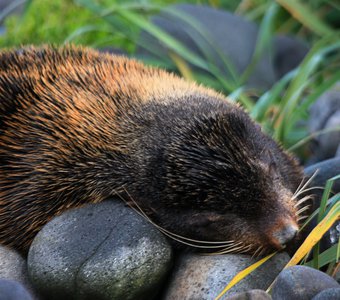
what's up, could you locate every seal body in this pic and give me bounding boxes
[0,46,304,254]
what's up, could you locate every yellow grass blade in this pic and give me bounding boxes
[214,252,277,300]
[266,202,339,293]
[285,201,340,268]
[169,51,194,81]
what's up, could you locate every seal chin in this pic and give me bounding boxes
[271,223,299,249]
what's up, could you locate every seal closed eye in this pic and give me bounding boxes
[0,45,306,255]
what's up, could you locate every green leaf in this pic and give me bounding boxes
[276,0,335,36]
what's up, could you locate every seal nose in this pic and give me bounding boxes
[273,224,299,248]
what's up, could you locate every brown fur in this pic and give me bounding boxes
[0,45,304,254]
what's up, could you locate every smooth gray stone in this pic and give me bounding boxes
[0,246,38,299]
[304,157,340,207]
[137,4,308,90]
[312,288,340,300]
[308,83,340,163]
[272,266,340,300]
[303,158,340,252]
[0,279,33,300]
[28,200,173,300]
[163,252,289,300]
[225,289,272,300]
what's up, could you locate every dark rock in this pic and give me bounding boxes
[304,157,340,208]
[225,289,272,300]
[273,35,308,79]
[0,0,24,25]
[303,158,340,251]
[0,245,38,298]
[136,4,308,90]
[272,266,340,300]
[163,252,289,300]
[0,279,33,300]
[308,83,340,163]
[28,200,173,300]
[0,246,28,283]
[312,288,340,300]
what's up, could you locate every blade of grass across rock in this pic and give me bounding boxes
[64,25,112,44]
[117,10,210,72]
[274,36,340,144]
[164,6,240,84]
[288,70,340,130]
[0,0,29,23]
[168,52,194,81]
[286,200,340,268]
[214,252,277,300]
[288,126,340,152]
[240,2,278,85]
[304,244,340,269]
[251,69,296,121]
[267,200,340,293]
[313,175,340,268]
[276,0,334,36]
[299,192,340,232]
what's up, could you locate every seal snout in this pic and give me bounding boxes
[272,223,299,248]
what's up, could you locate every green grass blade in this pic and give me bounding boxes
[251,69,296,121]
[276,0,335,36]
[240,2,278,84]
[275,36,340,143]
[304,244,340,268]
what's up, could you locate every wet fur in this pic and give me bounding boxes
[0,46,304,254]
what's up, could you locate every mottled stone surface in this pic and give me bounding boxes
[28,200,173,300]
[163,252,289,300]
[272,266,340,300]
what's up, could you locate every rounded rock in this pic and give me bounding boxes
[272,266,340,300]
[225,289,272,300]
[0,245,37,298]
[304,158,340,251]
[0,245,28,283]
[0,279,33,300]
[27,200,173,300]
[163,252,289,300]
[312,288,340,300]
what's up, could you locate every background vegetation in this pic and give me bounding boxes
[1,0,339,154]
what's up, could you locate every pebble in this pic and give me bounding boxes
[0,279,33,300]
[225,289,272,300]
[312,287,340,300]
[27,200,173,300]
[271,266,340,300]
[163,252,289,300]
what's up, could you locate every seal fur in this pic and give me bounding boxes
[0,46,305,254]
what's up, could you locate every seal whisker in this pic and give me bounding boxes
[206,241,245,255]
[213,245,244,255]
[293,169,319,199]
[117,190,236,248]
[296,205,311,217]
[293,176,307,198]
[0,46,306,255]
[293,186,323,200]
[252,246,263,258]
[294,195,313,208]
[257,247,267,257]
[297,215,309,222]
